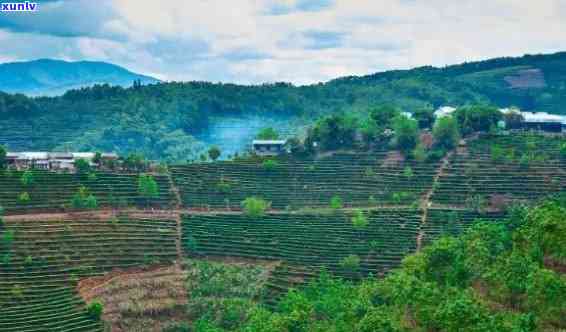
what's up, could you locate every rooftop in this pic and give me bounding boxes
[252,140,287,145]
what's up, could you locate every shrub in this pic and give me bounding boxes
[403,166,414,180]
[216,181,232,194]
[75,158,90,174]
[256,127,279,140]
[18,192,30,205]
[138,174,159,206]
[86,300,104,320]
[393,115,419,155]
[262,159,279,171]
[352,210,369,230]
[340,254,361,273]
[20,170,34,186]
[330,195,343,209]
[241,197,270,218]
[433,116,460,150]
[208,146,221,161]
[85,195,98,210]
[71,186,97,210]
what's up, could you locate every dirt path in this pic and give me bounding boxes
[415,150,454,251]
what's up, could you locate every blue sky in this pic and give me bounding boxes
[0,0,565,84]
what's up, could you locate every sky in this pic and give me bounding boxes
[0,0,565,85]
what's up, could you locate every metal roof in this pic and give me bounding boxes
[252,140,287,145]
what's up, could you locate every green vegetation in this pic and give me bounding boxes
[261,159,279,171]
[75,158,91,174]
[86,301,104,320]
[256,127,279,140]
[208,146,221,161]
[138,173,160,206]
[71,186,98,210]
[241,197,270,218]
[392,115,419,155]
[0,145,6,169]
[433,117,460,150]
[20,170,34,187]
[330,195,343,209]
[178,199,565,331]
[2,52,566,161]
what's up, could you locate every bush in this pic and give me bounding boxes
[208,146,221,161]
[86,301,104,320]
[138,174,159,206]
[352,210,369,230]
[262,159,279,171]
[241,197,270,218]
[393,116,419,154]
[18,192,30,205]
[75,158,90,174]
[433,116,460,150]
[330,195,343,209]
[340,254,361,273]
[20,170,34,186]
[71,186,98,210]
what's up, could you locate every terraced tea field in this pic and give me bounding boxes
[0,171,174,214]
[171,153,440,209]
[181,209,422,302]
[0,215,178,332]
[432,134,566,207]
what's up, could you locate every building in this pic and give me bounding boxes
[518,112,566,133]
[434,106,457,118]
[5,152,118,171]
[252,140,287,156]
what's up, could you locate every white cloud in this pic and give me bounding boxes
[0,0,565,84]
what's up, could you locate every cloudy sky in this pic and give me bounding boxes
[1,0,565,84]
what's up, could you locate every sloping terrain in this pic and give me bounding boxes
[1,52,566,161]
[0,59,159,96]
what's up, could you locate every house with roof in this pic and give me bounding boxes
[252,140,288,156]
[5,152,118,171]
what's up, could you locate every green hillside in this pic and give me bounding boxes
[1,52,566,161]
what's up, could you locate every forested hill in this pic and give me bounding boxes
[1,51,565,161]
[0,59,159,96]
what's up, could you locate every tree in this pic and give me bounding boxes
[92,152,102,165]
[208,146,221,161]
[306,114,358,151]
[340,254,360,273]
[454,105,503,135]
[20,170,34,187]
[352,210,369,231]
[433,117,460,150]
[330,195,343,209]
[256,127,279,140]
[369,105,400,129]
[138,174,159,207]
[262,159,279,171]
[74,159,90,174]
[241,197,270,218]
[413,107,435,129]
[503,111,524,130]
[393,116,419,154]
[18,192,30,206]
[71,186,97,210]
[123,153,147,171]
[0,145,6,169]
[87,301,104,320]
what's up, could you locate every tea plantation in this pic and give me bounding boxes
[0,171,174,214]
[0,215,177,332]
[171,153,439,209]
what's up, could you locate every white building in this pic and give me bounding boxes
[252,140,287,156]
[434,106,457,118]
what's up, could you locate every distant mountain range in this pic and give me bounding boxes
[0,59,160,96]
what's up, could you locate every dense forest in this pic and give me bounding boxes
[1,51,566,161]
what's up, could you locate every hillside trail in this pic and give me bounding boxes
[165,170,185,266]
[415,149,454,252]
